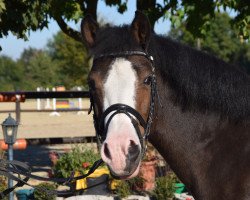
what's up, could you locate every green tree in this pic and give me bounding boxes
[0,55,23,91]
[48,31,90,88]
[169,12,250,73]
[18,47,60,90]
[0,0,249,48]
[0,35,89,91]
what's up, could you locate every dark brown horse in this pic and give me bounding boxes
[81,11,250,200]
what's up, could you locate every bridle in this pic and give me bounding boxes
[89,50,157,156]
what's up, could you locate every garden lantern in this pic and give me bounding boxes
[1,113,19,200]
[2,113,18,144]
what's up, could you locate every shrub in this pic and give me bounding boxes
[0,176,7,200]
[33,182,57,200]
[114,177,145,198]
[152,173,178,200]
[53,145,101,178]
[115,180,132,198]
[0,148,7,199]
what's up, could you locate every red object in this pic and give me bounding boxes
[0,94,25,102]
[82,162,90,168]
[0,139,27,150]
[49,151,59,166]
[136,160,158,191]
[47,169,54,178]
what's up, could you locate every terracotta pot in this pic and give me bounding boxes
[137,160,157,191]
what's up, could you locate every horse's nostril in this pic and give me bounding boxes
[104,143,112,160]
[129,140,136,147]
[128,140,140,161]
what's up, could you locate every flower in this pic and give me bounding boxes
[47,169,54,178]
[82,162,91,169]
[49,151,59,166]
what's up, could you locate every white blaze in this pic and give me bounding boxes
[103,58,137,135]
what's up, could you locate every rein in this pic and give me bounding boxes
[0,158,103,198]
[89,50,157,156]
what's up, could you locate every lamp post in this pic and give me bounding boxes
[2,114,19,200]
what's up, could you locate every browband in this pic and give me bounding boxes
[94,50,154,64]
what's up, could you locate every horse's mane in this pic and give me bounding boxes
[91,25,250,121]
[152,35,250,120]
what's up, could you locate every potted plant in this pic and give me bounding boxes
[53,145,101,178]
[152,172,178,200]
[114,179,133,199]
[33,182,57,200]
[136,143,158,191]
[53,145,110,194]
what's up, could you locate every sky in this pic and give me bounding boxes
[0,1,170,60]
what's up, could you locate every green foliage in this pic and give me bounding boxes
[50,0,84,22]
[169,12,250,73]
[105,0,127,14]
[18,48,60,90]
[0,30,89,91]
[54,145,100,178]
[0,55,23,91]
[0,0,49,40]
[115,180,132,198]
[48,31,90,88]
[0,150,8,200]
[114,176,145,198]
[33,182,57,200]
[0,0,6,13]
[219,0,250,39]
[0,0,249,48]
[180,0,250,39]
[128,176,145,192]
[0,176,7,200]
[152,173,179,200]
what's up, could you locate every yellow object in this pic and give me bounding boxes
[110,179,122,190]
[56,104,70,109]
[75,168,110,190]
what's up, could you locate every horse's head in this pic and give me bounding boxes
[81,11,156,179]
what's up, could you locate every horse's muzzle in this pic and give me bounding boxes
[101,138,141,179]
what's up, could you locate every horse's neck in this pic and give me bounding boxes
[149,76,250,199]
[150,81,208,180]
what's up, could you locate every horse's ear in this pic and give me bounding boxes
[81,15,99,47]
[131,11,151,50]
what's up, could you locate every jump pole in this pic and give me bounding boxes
[77,87,85,115]
[36,87,41,110]
[49,87,60,116]
[45,87,51,109]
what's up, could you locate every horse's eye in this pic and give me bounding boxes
[88,79,96,90]
[143,76,152,85]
